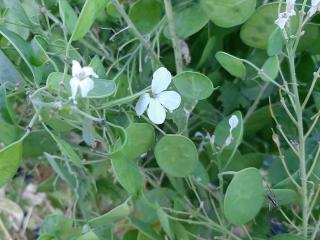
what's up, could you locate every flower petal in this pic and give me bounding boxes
[79,78,94,97]
[70,77,80,99]
[275,15,288,29]
[82,67,98,78]
[156,91,181,111]
[151,67,172,94]
[72,60,82,77]
[135,93,151,116]
[228,115,239,130]
[147,98,166,124]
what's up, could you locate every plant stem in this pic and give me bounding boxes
[111,0,163,67]
[288,51,308,237]
[96,88,150,109]
[164,0,183,73]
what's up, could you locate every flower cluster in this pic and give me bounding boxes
[308,0,320,16]
[275,0,296,29]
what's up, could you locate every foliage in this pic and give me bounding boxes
[0,0,320,239]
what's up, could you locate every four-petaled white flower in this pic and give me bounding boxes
[69,60,98,101]
[275,0,296,29]
[135,67,181,125]
[309,0,320,16]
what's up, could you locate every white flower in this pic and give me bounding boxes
[69,60,98,100]
[275,12,290,29]
[275,0,296,29]
[309,0,320,16]
[135,67,181,124]
[286,0,296,17]
[228,115,239,130]
[225,115,239,146]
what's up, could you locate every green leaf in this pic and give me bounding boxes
[265,189,299,207]
[155,135,198,177]
[45,153,78,188]
[23,131,57,158]
[59,0,78,34]
[200,0,257,28]
[30,36,49,66]
[112,123,155,194]
[270,234,306,240]
[129,217,162,240]
[0,50,24,86]
[135,188,172,224]
[49,134,82,167]
[216,51,246,79]
[173,71,214,100]
[0,26,41,82]
[0,85,15,124]
[240,3,298,49]
[39,214,81,239]
[129,0,162,34]
[77,231,99,240]
[224,168,264,224]
[46,72,116,99]
[0,140,23,187]
[71,0,107,41]
[267,28,284,56]
[114,123,155,159]
[164,3,209,39]
[260,56,279,82]
[111,152,143,194]
[156,204,174,239]
[89,199,131,228]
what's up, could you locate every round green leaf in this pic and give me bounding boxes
[216,51,246,79]
[173,71,214,100]
[224,167,264,224]
[164,3,209,39]
[0,140,22,187]
[200,0,256,28]
[155,135,198,177]
[129,0,162,34]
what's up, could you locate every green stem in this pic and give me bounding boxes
[164,0,183,73]
[288,51,308,237]
[96,88,150,109]
[111,0,163,67]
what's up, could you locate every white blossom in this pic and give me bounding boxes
[135,67,181,124]
[228,115,239,130]
[275,0,296,29]
[309,0,320,16]
[69,60,98,101]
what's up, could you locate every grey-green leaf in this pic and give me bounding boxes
[216,51,246,79]
[173,71,214,100]
[0,140,23,187]
[224,168,264,224]
[71,0,107,41]
[155,135,198,177]
[200,0,256,28]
